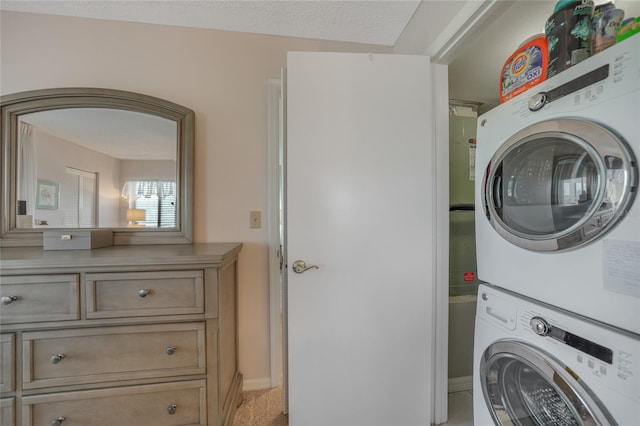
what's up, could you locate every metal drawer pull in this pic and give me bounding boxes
[138,289,151,297]
[50,354,65,364]
[165,345,176,355]
[1,295,18,305]
[167,404,177,414]
[51,416,65,426]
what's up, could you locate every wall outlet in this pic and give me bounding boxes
[250,211,262,229]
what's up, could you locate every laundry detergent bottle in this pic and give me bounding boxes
[545,0,595,77]
[499,35,548,103]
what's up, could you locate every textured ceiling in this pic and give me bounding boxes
[0,0,422,46]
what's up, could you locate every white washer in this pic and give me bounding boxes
[475,36,640,334]
[474,283,640,426]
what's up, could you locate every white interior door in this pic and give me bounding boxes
[286,52,441,426]
[61,167,97,228]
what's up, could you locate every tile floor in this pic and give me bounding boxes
[444,390,474,426]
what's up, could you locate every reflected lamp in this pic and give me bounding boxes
[126,209,145,227]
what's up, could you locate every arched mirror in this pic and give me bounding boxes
[1,88,194,246]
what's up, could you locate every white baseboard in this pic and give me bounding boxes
[448,375,473,393]
[242,377,272,391]
[246,375,473,393]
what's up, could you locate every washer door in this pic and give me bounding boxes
[481,340,616,426]
[483,118,637,252]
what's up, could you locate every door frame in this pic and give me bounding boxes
[267,78,283,391]
[432,63,451,425]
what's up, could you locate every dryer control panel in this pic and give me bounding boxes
[507,36,639,121]
[527,64,609,112]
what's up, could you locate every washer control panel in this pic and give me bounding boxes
[521,308,639,402]
[478,285,640,402]
[529,316,614,364]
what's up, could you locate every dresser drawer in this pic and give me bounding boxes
[22,323,206,389]
[1,398,15,426]
[1,334,15,393]
[0,275,79,324]
[21,380,207,426]
[86,271,204,319]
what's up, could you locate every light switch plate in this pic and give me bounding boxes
[250,211,261,229]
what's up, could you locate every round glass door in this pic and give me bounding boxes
[480,341,615,425]
[484,119,637,251]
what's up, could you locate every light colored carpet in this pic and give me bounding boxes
[233,387,473,425]
[234,385,288,426]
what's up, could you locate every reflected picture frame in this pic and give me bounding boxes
[36,179,59,210]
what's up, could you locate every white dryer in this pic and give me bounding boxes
[475,36,640,333]
[474,283,640,425]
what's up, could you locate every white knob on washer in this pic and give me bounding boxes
[530,317,550,336]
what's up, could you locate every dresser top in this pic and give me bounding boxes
[0,242,242,271]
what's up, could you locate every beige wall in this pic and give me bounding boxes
[0,11,391,384]
[31,127,121,228]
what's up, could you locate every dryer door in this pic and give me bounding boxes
[483,118,637,252]
[480,340,615,426]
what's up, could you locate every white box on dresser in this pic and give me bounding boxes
[0,243,243,426]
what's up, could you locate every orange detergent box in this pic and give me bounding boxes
[500,35,548,103]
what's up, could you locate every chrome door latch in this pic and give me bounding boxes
[292,260,319,274]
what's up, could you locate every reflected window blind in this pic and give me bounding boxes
[124,181,176,227]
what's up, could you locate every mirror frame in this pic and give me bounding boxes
[1,87,194,246]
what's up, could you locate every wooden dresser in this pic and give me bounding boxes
[0,243,242,426]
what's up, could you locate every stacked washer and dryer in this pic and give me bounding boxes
[473,36,640,425]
